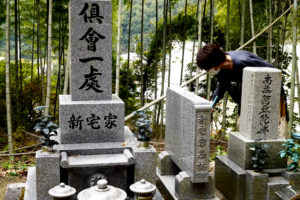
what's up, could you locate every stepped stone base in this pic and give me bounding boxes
[228,132,286,170]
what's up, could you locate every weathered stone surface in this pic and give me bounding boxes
[157,151,180,176]
[240,67,282,140]
[70,0,112,101]
[215,156,246,200]
[175,171,216,200]
[165,86,211,183]
[245,170,269,200]
[59,94,124,144]
[228,132,286,170]
[266,176,289,200]
[132,145,157,185]
[24,167,37,200]
[36,150,60,200]
[281,170,300,189]
[4,183,25,200]
[275,185,300,200]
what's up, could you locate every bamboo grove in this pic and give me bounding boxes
[0,0,298,154]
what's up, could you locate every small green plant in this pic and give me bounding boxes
[33,106,59,146]
[279,139,300,171]
[250,141,269,172]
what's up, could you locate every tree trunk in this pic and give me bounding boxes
[18,0,22,94]
[140,0,145,106]
[240,0,246,45]
[14,0,19,126]
[6,0,13,155]
[116,0,122,95]
[159,0,168,137]
[63,2,71,95]
[249,0,256,54]
[287,0,297,138]
[221,0,230,135]
[168,0,172,88]
[179,0,188,85]
[45,0,53,116]
[36,0,42,104]
[268,0,273,63]
[195,0,205,95]
[207,0,214,100]
[153,0,159,128]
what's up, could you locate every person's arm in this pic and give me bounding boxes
[211,82,227,110]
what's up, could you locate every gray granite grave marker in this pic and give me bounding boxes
[59,94,124,144]
[165,86,211,183]
[71,0,112,101]
[240,67,281,140]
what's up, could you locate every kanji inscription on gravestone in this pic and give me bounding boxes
[71,0,112,101]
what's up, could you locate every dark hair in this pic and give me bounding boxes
[196,44,226,70]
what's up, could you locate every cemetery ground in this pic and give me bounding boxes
[0,130,228,200]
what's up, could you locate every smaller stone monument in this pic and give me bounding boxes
[157,86,218,200]
[215,67,295,200]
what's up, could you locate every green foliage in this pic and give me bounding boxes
[279,139,300,172]
[250,141,269,172]
[33,106,58,146]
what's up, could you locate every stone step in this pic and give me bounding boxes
[275,185,300,200]
[267,176,290,200]
[24,167,37,200]
[63,150,134,168]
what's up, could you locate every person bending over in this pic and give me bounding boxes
[196,44,288,132]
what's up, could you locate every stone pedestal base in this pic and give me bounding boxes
[215,155,297,200]
[228,132,286,170]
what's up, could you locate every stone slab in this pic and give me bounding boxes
[36,150,60,200]
[64,153,133,168]
[54,142,129,155]
[70,0,112,101]
[157,151,181,175]
[240,67,281,140]
[215,156,246,200]
[132,145,157,185]
[275,186,300,200]
[59,94,124,144]
[165,86,211,183]
[4,183,26,200]
[281,170,300,189]
[245,170,269,200]
[24,167,36,200]
[156,169,219,200]
[175,171,216,200]
[266,176,289,200]
[228,132,286,170]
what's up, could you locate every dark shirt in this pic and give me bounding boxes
[211,51,274,113]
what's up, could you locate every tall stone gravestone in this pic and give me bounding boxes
[157,86,218,200]
[215,67,288,200]
[25,1,158,199]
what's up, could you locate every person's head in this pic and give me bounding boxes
[196,44,226,74]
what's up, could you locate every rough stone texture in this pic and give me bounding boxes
[59,94,124,144]
[281,170,300,189]
[165,86,211,183]
[132,145,157,185]
[215,156,246,200]
[70,0,112,101]
[175,171,216,200]
[228,132,287,170]
[4,183,26,200]
[245,170,269,200]
[266,176,289,200]
[157,151,180,175]
[240,67,282,140]
[275,185,300,200]
[24,167,37,200]
[36,150,60,200]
